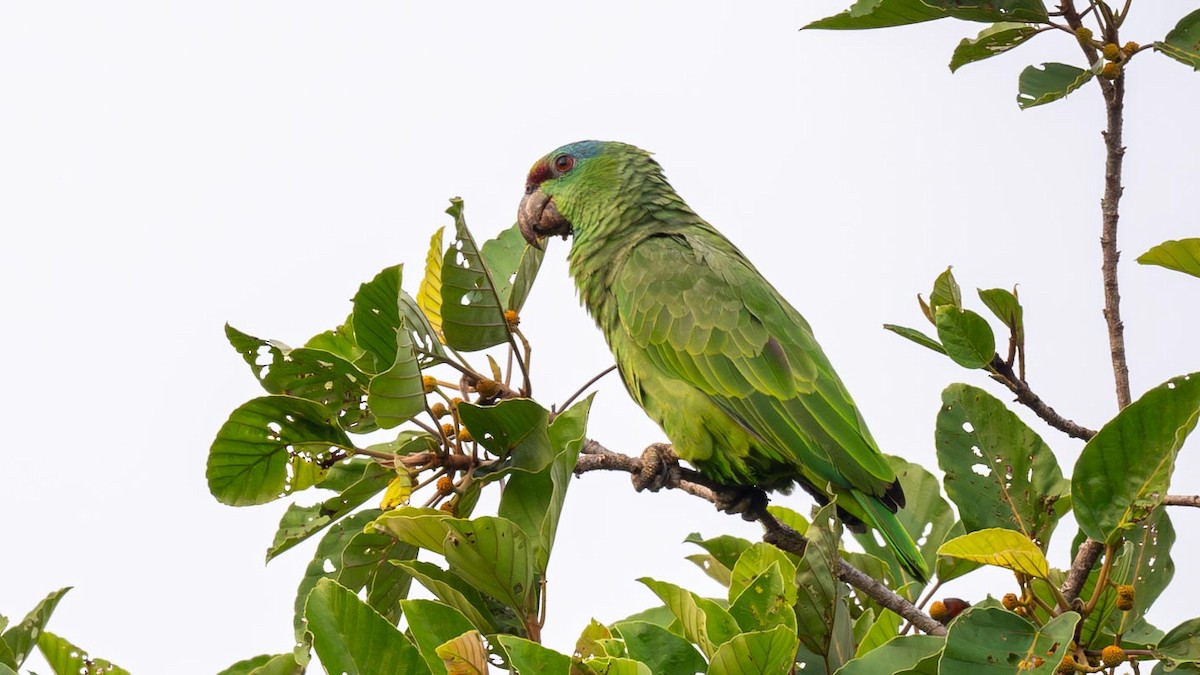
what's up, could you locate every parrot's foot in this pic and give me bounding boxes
[632,443,678,493]
[715,486,769,522]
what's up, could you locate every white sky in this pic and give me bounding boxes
[2,2,1198,672]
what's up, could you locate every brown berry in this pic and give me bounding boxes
[1101,62,1122,79]
[475,378,500,398]
[422,375,438,394]
[458,427,473,444]
[1075,27,1093,43]
[1002,593,1020,610]
[439,500,456,515]
[1102,43,1121,61]
[1123,41,1139,54]
[504,309,520,329]
[1100,645,1126,667]
[1116,584,1135,611]
[1055,655,1076,674]
[450,397,463,410]
[436,476,454,494]
[441,423,456,438]
[430,402,448,418]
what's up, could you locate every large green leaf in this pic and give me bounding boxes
[293,510,390,639]
[304,316,366,365]
[923,0,1046,23]
[225,324,376,432]
[937,528,1049,578]
[393,560,496,635]
[0,587,70,669]
[340,523,417,623]
[496,635,571,674]
[612,621,706,675]
[929,267,962,312]
[934,521,981,583]
[796,503,856,673]
[935,384,1069,544]
[460,398,555,479]
[882,324,946,355]
[1155,9,1200,70]
[216,653,303,675]
[353,264,405,374]
[37,632,129,675]
[941,607,1078,674]
[401,290,447,366]
[400,599,476,675]
[208,396,347,506]
[366,315,425,429]
[729,562,797,635]
[304,579,428,675]
[1108,509,1175,635]
[638,577,739,659]
[1153,617,1200,669]
[368,506,455,555]
[706,625,798,675]
[976,287,1024,343]
[729,543,797,603]
[434,629,489,675]
[440,198,512,351]
[950,23,1041,72]
[804,0,947,30]
[1073,372,1200,544]
[443,516,537,614]
[1016,63,1093,109]
[497,396,592,573]
[935,306,995,369]
[838,635,944,675]
[479,222,545,312]
[267,459,392,561]
[575,657,653,675]
[684,533,754,572]
[1138,238,1200,279]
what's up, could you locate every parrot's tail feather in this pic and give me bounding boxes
[852,491,929,583]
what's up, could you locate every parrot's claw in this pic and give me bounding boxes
[632,443,678,493]
[715,486,769,522]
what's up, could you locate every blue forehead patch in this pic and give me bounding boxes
[553,140,605,159]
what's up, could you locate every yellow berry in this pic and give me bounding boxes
[929,601,948,623]
[1002,593,1020,610]
[450,397,463,410]
[422,375,438,394]
[1075,27,1093,43]
[504,309,520,329]
[458,427,473,444]
[436,476,454,494]
[441,423,456,438]
[1101,62,1122,79]
[1102,43,1121,61]
[1100,645,1126,667]
[1123,41,1139,54]
[1055,655,1076,674]
[475,378,500,398]
[430,402,448,418]
[1116,584,1135,611]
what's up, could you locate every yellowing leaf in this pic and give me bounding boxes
[436,629,489,675]
[379,471,413,510]
[937,528,1049,579]
[417,226,445,338]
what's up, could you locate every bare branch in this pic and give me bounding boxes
[989,357,1097,440]
[1062,539,1104,604]
[1164,495,1200,508]
[574,439,947,636]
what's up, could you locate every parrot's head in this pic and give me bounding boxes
[518,140,657,249]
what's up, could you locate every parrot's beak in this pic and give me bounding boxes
[518,189,572,250]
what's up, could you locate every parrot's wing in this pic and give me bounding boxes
[614,233,897,496]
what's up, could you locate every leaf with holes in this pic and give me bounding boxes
[401,599,477,675]
[352,264,405,374]
[293,510,385,639]
[938,528,1049,579]
[417,227,445,338]
[729,562,798,635]
[950,23,1041,72]
[706,625,799,675]
[208,396,349,506]
[638,578,740,659]
[304,578,427,675]
[796,502,855,673]
[612,621,706,675]
[443,516,537,614]
[365,317,425,429]
[804,0,947,30]
[936,306,996,369]
[1108,509,1175,635]
[1138,238,1200,279]
[1153,617,1200,669]
[1073,372,1200,544]
[729,543,797,605]
[883,324,947,355]
[226,324,376,433]
[924,0,1046,23]
[1155,9,1200,70]
[393,560,496,635]
[480,222,545,312]
[942,608,1077,675]
[936,384,1069,545]
[459,398,555,479]
[0,587,69,670]
[440,198,512,351]
[436,630,489,675]
[37,632,129,675]
[684,533,753,573]
[267,459,392,562]
[401,290,446,366]
[305,316,367,366]
[1017,62,1093,109]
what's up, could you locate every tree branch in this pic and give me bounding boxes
[1062,539,1104,604]
[1163,495,1200,508]
[989,357,1097,440]
[574,439,947,636]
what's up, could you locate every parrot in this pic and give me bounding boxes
[516,140,928,582]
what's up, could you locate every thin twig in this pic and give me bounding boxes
[555,365,618,415]
[1163,495,1200,508]
[989,356,1096,440]
[573,439,947,636]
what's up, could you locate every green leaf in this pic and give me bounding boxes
[207,396,346,506]
[339,523,417,624]
[1155,9,1200,70]
[796,503,856,672]
[0,587,70,669]
[352,264,405,374]
[497,395,592,573]
[976,288,1023,342]
[217,653,303,675]
[304,578,428,675]
[942,607,1077,674]
[400,599,476,675]
[882,324,947,355]
[1138,238,1200,279]
[950,23,1041,72]
[1016,62,1093,109]
[440,198,512,351]
[1153,617,1200,668]
[923,0,1046,23]
[401,290,448,366]
[496,635,571,674]
[393,560,496,635]
[459,399,554,478]
[729,562,798,635]
[929,267,961,312]
[366,316,425,429]
[443,516,537,614]
[292,510,391,639]
[435,630,489,675]
[804,0,947,30]
[1108,509,1175,635]
[37,632,129,675]
[935,384,1069,544]
[706,625,798,675]
[612,621,706,675]
[417,227,446,338]
[479,222,545,312]
[854,609,903,658]
[225,324,376,433]
[934,521,982,583]
[729,543,798,604]
[638,577,740,659]
[1073,372,1200,544]
[935,306,996,369]
[574,657,653,675]
[937,528,1049,578]
[266,459,392,562]
[686,553,733,587]
[369,506,456,555]
[304,317,366,365]
[684,533,754,572]
[838,634,944,675]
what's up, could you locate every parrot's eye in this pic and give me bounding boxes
[553,154,575,174]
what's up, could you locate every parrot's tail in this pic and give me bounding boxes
[852,491,930,583]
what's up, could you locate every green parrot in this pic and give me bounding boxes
[517,140,928,581]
